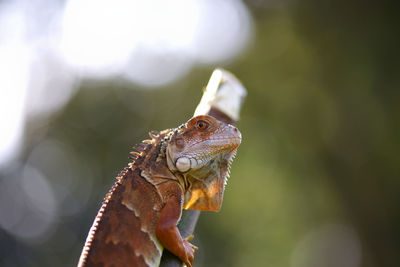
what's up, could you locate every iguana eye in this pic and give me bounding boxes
[196,120,208,130]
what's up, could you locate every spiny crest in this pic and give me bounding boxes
[156,126,183,162]
[223,150,237,186]
[79,175,122,265]
[149,130,160,139]
[116,167,131,183]
[116,139,154,182]
[118,124,185,177]
[129,139,153,160]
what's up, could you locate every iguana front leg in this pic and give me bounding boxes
[156,183,196,267]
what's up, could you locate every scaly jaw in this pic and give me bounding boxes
[174,133,241,173]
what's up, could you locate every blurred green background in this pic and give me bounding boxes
[1,1,399,267]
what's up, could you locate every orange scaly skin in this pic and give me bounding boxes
[78,115,241,267]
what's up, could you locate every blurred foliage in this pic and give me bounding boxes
[1,1,400,267]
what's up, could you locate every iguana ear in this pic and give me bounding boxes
[183,168,227,212]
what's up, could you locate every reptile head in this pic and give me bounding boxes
[166,115,241,173]
[166,115,241,211]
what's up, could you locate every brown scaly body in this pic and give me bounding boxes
[78,115,241,267]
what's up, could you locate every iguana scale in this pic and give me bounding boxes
[78,115,241,267]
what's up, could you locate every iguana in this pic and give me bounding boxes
[78,114,242,267]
